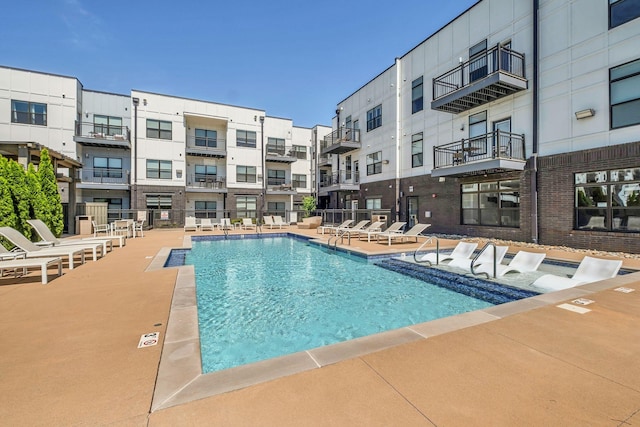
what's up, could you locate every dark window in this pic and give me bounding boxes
[94,115,123,136]
[194,165,217,182]
[610,0,640,28]
[236,165,256,183]
[146,160,172,179]
[292,174,306,188]
[267,137,286,155]
[93,157,123,178]
[411,133,423,168]
[11,100,47,125]
[291,145,307,159]
[146,119,172,140]
[411,77,424,114]
[461,180,520,227]
[610,58,640,129]
[366,105,382,131]
[195,129,217,147]
[267,202,285,217]
[146,195,172,209]
[237,129,257,147]
[366,151,382,175]
[268,169,286,186]
[469,39,488,82]
[194,201,217,218]
[575,168,640,232]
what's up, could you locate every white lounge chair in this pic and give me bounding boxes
[338,220,369,233]
[199,218,215,231]
[273,216,289,228]
[376,223,431,246]
[448,245,509,272]
[318,219,354,235]
[358,221,406,243]
[220,218,234,231]
[420,241,478,265]
[241,218,256,230]
[184,216,198,232]
[532,256,623,292]
[474,250,546,277]
[0,227,86,269]
[344,221,384,239]
[263,216,279,229]
[28,219,114,254]
[0,256,62,284]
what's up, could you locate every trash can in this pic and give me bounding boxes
[75,215,93,235]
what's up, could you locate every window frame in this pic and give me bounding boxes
[366,151,382,176]
[236,165,257,183]
[411,76,424,114]
[194,200,217,218]
[93,157,123,178]
[291,145,307,159]
[411,132,423,168]
[11,100,47,126]
[146,159,172,179]
[609,0,640,28]
[366,104,382,132]
[194,165,217,182]
[146,195,172,210]
[146,119,172,140]
[610,58,640,129]
[237,129,257,148]
[236,196,257,218]
[292,173,306,188]
[195,129,217,147]
[267,169,286,186]
[461,179,520,228]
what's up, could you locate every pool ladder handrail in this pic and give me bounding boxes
[413,236,440,264]
[328,229,350,250]
[470,241,498,278]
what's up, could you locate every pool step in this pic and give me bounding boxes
[375,258,539,305]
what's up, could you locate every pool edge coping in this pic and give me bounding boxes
[149,234,640,412]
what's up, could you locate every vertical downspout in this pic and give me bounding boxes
[531,0,540,243]
[395,57,402,222]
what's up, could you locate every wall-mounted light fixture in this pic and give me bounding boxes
[383,160,390,165]
[575,108,595,120]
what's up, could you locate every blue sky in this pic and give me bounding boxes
[1,0,478,128]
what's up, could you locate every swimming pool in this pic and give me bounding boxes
[186,236,494,373]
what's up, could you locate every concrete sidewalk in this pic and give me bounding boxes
[0,228,639,426]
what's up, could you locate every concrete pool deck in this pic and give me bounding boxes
[1,227,639,425]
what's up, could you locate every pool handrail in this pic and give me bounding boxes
[413,237,440,264]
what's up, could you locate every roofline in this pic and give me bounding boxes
[132,89,265,114]
[82,88,130,98]
[0,64,83,88]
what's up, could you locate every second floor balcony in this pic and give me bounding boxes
[432,130,526,177]
[321,128,361,155]
[76,167,130,189]
[186,136,227,158]
[74,122,131,148]
[431,45,528,114]
[266,177,299,194]
[265,143,299,163]
[185,174,227,193]
[318,170,360,196]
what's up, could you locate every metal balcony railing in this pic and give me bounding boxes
[77,168,130,185]
[433,130,525,170]
[322,127,361,146]
[75,121,130,141]
[319,170,360,188]
[186,174,226,189]
[187,135,226,150]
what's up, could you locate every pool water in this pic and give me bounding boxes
[187,237,493,373]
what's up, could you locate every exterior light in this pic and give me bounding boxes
[575,109,595,120]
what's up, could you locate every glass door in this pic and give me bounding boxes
[493,118,512,157]
[407,196,418,227]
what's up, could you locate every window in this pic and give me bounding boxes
[268,202,285,217]
[366,198,381,209]
[610,59,640,129]
[93,157,123,178]
[292,174,306,188]
[366,105,382,131]
[468,111,488,156]
[412,77,424,113]
[411,133,423,168]
[237,129,257,148]
[575,168,640,231]
[366,151,382,175]
[610,0,640,28]
[291,145,307,159]
[461,180,520,227]
[11,100,47,125]
[236,165,256,183]
[194,201,217,218]
[267,137,285,155]
[146,195,172,209]
[146,160,172,179]
[94,115,123,136]
[268,169,285,186]
[236,196,257,218]
[194,165,217,182]
[195,129,217,147]
[146,119,172,140]
[469,39,488,82]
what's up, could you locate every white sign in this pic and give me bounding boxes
[614,287,635,293]
[160,211,169,220]
[138,332,160,348]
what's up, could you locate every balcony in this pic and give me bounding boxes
[431,45,527,114]
[76,168,130,190]
[185,136,227,158]
[266,178,298,195]
[185,175,227,193]
[321,128,361,155]
[265,143,299,163]
[74,122,131,148]
[317,153,332,167]
[432,130,526,177]
[318,171,360,196]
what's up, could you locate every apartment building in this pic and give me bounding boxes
[0,66,329,230]
[321,0,640,253]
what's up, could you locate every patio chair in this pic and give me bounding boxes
[357,221,406,243]
[376,223,431,246]
[199,218,215,231]
[133,219,145,237]
[263,216,278,229]
[337,220,369,234]
[184,216,198,232]
[344,221,385,239]
[448,245,509,272]
[28,219,113,254]
[112,220,132,238]
[474,250,546,278]
[0,256,62,285]
[532,256,622,292]
[317,219,354,235]
[420,241,478,265]
[273,216,289,228]
[0,227,86,269]
[242,218,256,230]
[92,220,110,237]
[220,218,234,231]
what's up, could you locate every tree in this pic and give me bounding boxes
[26,163,46,222]
[6,159,32,238]
[37,149,64,237]
[301,196,317,218]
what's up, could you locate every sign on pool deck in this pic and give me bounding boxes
[138,332,160,348]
